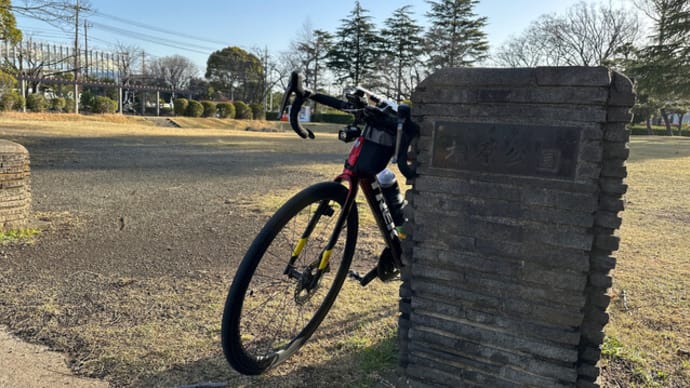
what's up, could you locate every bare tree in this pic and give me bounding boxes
[149,55,197,97]
[493,1,640,67]
[112,42,141,83]
[111,42,142,110]
[493,18,554,67]
[14,0,92,29]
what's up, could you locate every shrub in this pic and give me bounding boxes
[92,96,118,113]
[311,112,352,124]
[0,91,23,111]
[234,101,253,120]
[173,98,188,116]
[185,100,203,117]
[26,93,48,112]
[50,97,66,112]
[250,103,265,120]
[201,101,216,118]
[217,102,235,119]
[64,98,75,113]
[265,111,280,121]
[80,90,96,111]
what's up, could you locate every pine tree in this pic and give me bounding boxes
[380,5,424,101]
[327,1,381,86]
[629,0,690,134]
[0,0,22,45]
[425,0,489,69]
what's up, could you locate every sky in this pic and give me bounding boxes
[13,0,641,73]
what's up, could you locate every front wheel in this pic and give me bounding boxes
[221,181,358,375]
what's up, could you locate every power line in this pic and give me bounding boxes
[7,4,232,64]
[90,10,228,47]
[89,21,215,55]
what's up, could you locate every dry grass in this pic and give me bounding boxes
[0,113,398,387]
[2,114,686,387]
[601,137,690,387]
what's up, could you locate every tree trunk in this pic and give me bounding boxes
[677,113,685,136]
[646,117,652,134]
[660,108,673,136]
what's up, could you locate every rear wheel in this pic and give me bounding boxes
[221,181,358,375]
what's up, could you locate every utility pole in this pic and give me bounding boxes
[263,46,268,112]
[73,0,80,113]
[83,19,88,77]
[141,50,146,115]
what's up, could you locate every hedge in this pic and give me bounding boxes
[26,94,48,112]
[92,96,118,113]
[630,126,690,137]
[217,102,235,119]
[264,111,353,124]
[173,98,188,116]
[201,101,216,118]
[0,91,24,111]
[64,98,75,113]
[234,101,253,120]
[50,97,66,112]
[250,103,265,120]
[312,112,352,124]
[185,100,203,117]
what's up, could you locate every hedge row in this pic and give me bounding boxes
[264,111,353,124]
[172,98,264,119]
[0,92,77,113]
[630,126,690,137]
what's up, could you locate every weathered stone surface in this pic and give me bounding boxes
[603,124,630,142]
[0,140,31,230]
[404,67,632,387]
[536,66,611,87]
[601,161,627,178]
[415,67,537,90]
[595,211,623,229]
[603,141,631,159]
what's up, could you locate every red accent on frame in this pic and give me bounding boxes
[341,136,364,178]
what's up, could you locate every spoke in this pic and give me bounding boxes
[234,193,351,363]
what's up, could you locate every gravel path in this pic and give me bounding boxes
[0,119,354,386]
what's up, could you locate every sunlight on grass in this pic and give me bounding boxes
[602,137,690,387]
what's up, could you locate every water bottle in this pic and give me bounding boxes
[376,168,406,227]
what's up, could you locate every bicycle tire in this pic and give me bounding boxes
[221,181,358,375]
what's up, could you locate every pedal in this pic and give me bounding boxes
[348,268,377,286]
[348,270,363,282]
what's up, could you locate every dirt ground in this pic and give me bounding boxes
[0,115,400,387]
[1,326,107,387]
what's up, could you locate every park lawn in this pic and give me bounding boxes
[601,136,690,387]
[0,112,688,386]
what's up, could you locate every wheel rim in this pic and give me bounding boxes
[235,196,350,365]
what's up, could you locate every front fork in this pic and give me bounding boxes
[284,178,359,285]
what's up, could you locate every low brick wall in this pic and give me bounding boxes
[0,140,31,230]
[399,67,634,387]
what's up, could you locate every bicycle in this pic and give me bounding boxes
[221,71,419,375]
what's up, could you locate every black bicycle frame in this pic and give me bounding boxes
[305,137,403,276]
